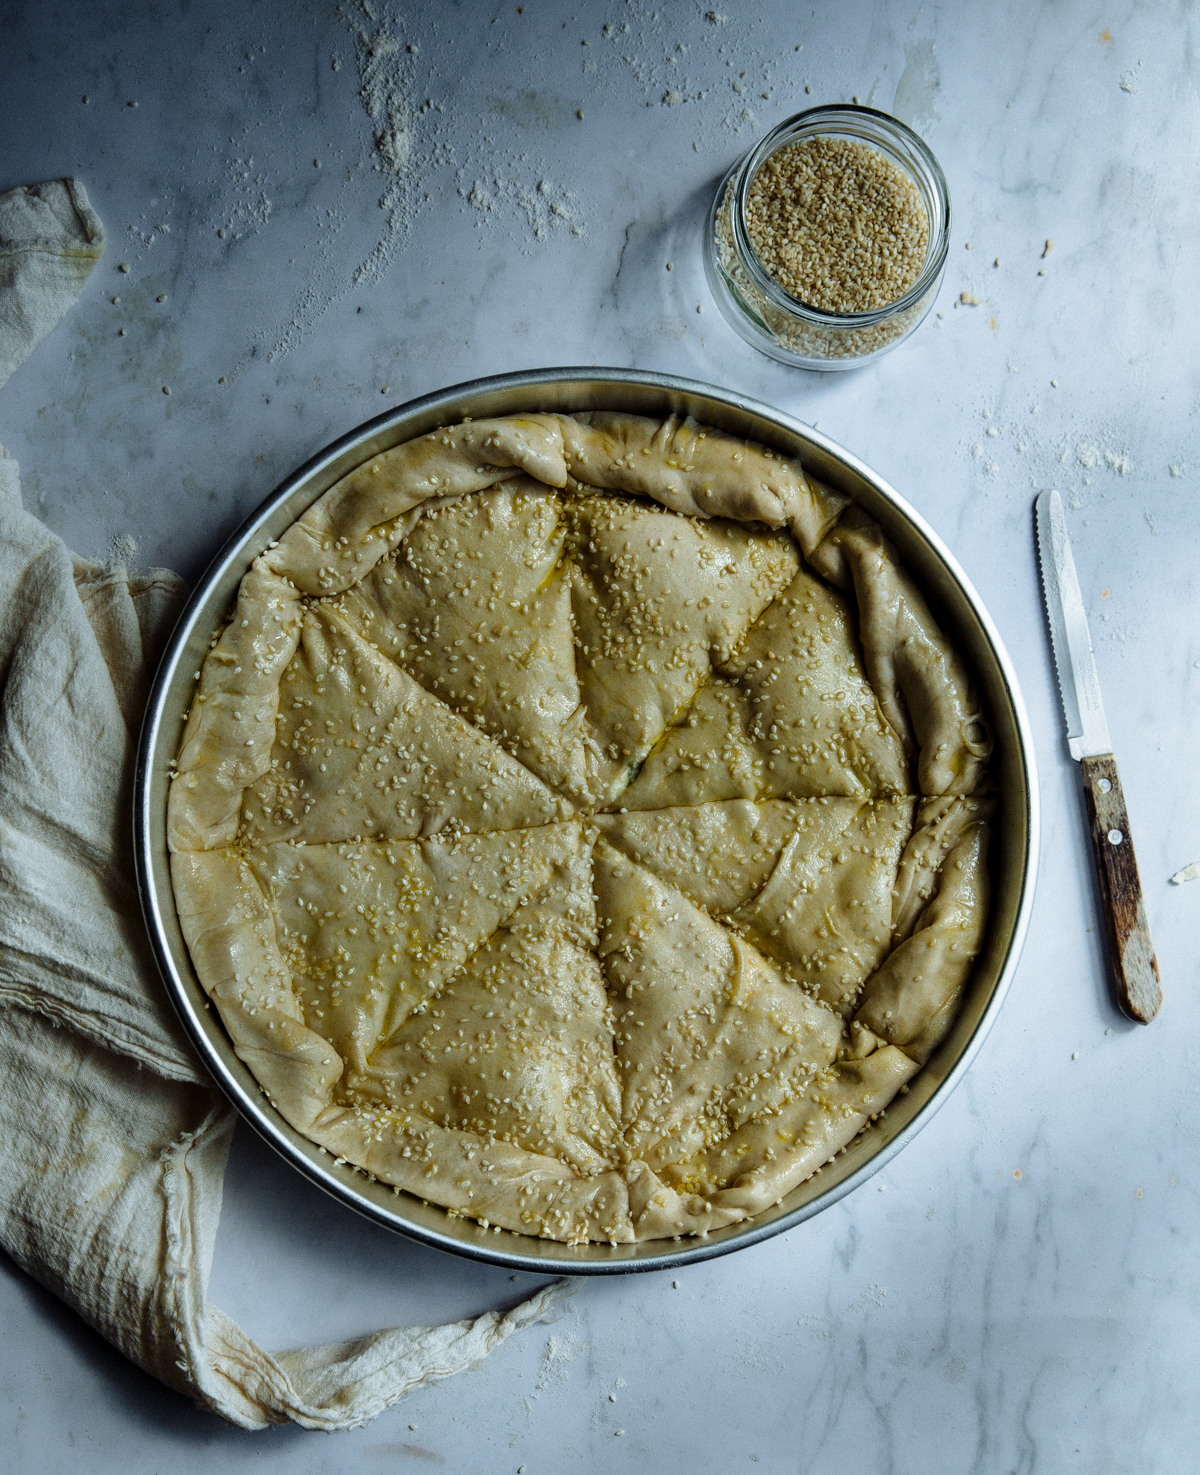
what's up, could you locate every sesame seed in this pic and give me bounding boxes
[743,136,929,313]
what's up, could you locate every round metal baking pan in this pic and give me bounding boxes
[135,368,1038,1275]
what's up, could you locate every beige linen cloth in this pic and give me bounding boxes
[0,178,574,1431]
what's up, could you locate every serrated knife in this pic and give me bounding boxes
[1035,489,1161,1023]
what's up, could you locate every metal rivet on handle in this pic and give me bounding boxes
[1098,778,1112,793]
[1107,829,1124,845]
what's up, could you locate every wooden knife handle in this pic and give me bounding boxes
[1079,754,1162,1023]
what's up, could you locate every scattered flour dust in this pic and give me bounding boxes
[1076,441,1132,475]
[256,2,422,361]
[345,1,586,266]
[461,172,583,243]
[265,1,592,361]
[206,43,276,247]
[532,1321,589,1397]
[849,1283,889,1312]
[218,150,275,240]
[126,218,172,250]
[208,2,824,367]
[108,532,139,565]
[583,0,787,145]
[341,0,420,286]
[966,403,1139,510]
[967,404,1169,659]
[455,0,823,236]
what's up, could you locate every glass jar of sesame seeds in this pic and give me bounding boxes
[703,104,950,370]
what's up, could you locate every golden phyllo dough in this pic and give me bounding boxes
[170,411,993,1244]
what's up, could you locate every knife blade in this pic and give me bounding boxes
[1035,490,1161,1023]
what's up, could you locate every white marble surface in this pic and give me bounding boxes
[3,0,1199,1468]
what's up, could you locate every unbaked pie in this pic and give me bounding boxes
[170,411,992,1244]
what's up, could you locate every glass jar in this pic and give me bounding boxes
[704,104,951,371]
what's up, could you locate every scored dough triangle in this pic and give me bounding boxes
[240,602,568,846]
[717,565,910,794]
[594,798,800,915]
[592,838,844,1175]
[617,676,760,811]
[350,831,622,1176]
[344,481,595,803]
[567,492,798,802]
[620,566,910,810]
[731,797,915,1016]
[244,821,587,1078]
[596,799,915,1017]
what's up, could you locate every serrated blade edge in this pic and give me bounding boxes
[1035,490,1111,761]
